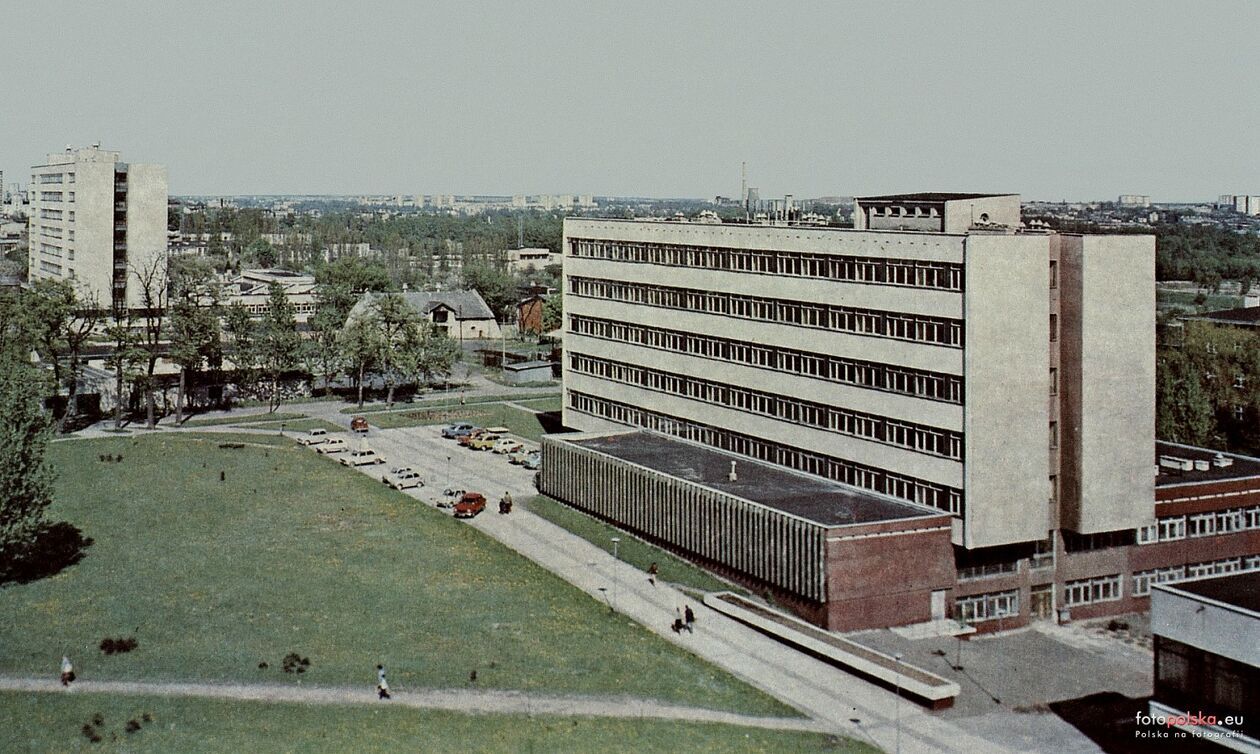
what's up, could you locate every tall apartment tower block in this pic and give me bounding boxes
[560,193,1155,559]
[28,145,167,308]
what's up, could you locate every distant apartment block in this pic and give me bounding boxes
[1219,194,1260,216]
[1118,194,1152,207]
[28,145,167,308]
[550,193,1178,630]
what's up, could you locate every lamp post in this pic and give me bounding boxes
[609,537,621,611]
[894,652,903,754]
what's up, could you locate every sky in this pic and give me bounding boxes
[2,1,1257,201]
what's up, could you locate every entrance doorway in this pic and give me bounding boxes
[931,590,947,621]
[1031,584,1055,620]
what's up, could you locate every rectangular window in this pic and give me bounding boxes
[1049,421,1058,448]
[1158,516,1186,541]
[1049,367,1058,395]
[1049,260,1058,289]
[1049,313,1058,342]
[1137,523,1158,545]
[1189,513,1216,537]
[954,590,1020,623]
[1064,574,1122,606]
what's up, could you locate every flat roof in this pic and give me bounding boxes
[562,431,946,527]
[1162,571,1260,615]
[1155,441,1260,486]
[855,193,1015,203]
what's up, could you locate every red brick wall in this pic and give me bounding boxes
[825,524,954,631]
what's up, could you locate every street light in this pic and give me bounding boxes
[610,536,620,560]
[893,652,903,754]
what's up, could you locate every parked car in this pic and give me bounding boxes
[441,422,477,439]
[383,467,424,490]
[507,449,531,465]
[492,438,524,455]
[522,451,542,471]
[469,433,501,451]
[350,416,370,433]
[457,429,490,447]
[340,448,385,466]
[316,438,349,454]
[298,428,329,446]
[453,492,487,518]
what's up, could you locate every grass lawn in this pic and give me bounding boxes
[181,412,307,428]
[1,434,793,717]
[525,496,747,597]
[367,403,557,442]
[1155,289,1243,310]
[234,418,346,434]
[0,692,861,753]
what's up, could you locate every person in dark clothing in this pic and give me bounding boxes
[647,562,659,586]
[670,618,684,634]
[684,604,695,630]
[376,664,391,699]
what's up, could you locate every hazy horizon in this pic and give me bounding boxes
[3,1,1257,202]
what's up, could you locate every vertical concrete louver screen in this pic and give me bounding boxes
[540,438,826,602]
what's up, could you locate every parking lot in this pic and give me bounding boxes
[312,421,542,515]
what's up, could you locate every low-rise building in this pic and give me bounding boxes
[506,247,556,274]
[1150,571,1259,751]
[349,290,501,341]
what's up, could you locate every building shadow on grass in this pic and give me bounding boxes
[0,522,94,586]
[536,411,572,435]
[1049,692,1219,754]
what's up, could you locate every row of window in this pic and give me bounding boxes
[956,561,1020,582]
[1137,506,1260,544]
[568,390,964,515]
[569,315,964,404]
[955,589,1020,623]
[34,173,74,184]
[569,277,964,348]
[1064,574,1123,607]
[568,238,965,291]
[569,352,964,460]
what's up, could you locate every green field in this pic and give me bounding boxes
[181,412,307,428]
[2,435,793,718]
[525,496,746,597]
[0,692,860,754]
[366,402,559,441]
[1155,289,1243,310]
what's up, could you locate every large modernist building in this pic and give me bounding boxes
[542,193,1258,630]
[28,145,167,309]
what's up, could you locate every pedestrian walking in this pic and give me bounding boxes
[376,664,391,700]
[647,562,658,586]
[60,656,75,686]
[684,604,695,631]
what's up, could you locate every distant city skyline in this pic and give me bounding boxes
[3,1,1257,201]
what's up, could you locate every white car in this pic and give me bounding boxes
[383,468,424,490]
[298,428,329,446]
[341,448,385,466]
[492,438,524,455]
[316,438,349,454]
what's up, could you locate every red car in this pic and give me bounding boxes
[453,492,487,519]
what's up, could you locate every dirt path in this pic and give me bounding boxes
[0,676,828,733]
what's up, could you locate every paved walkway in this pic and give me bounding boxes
[0,677,826,732]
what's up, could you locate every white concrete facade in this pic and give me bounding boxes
[28,146,167,309]
[562,209,1155,552]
